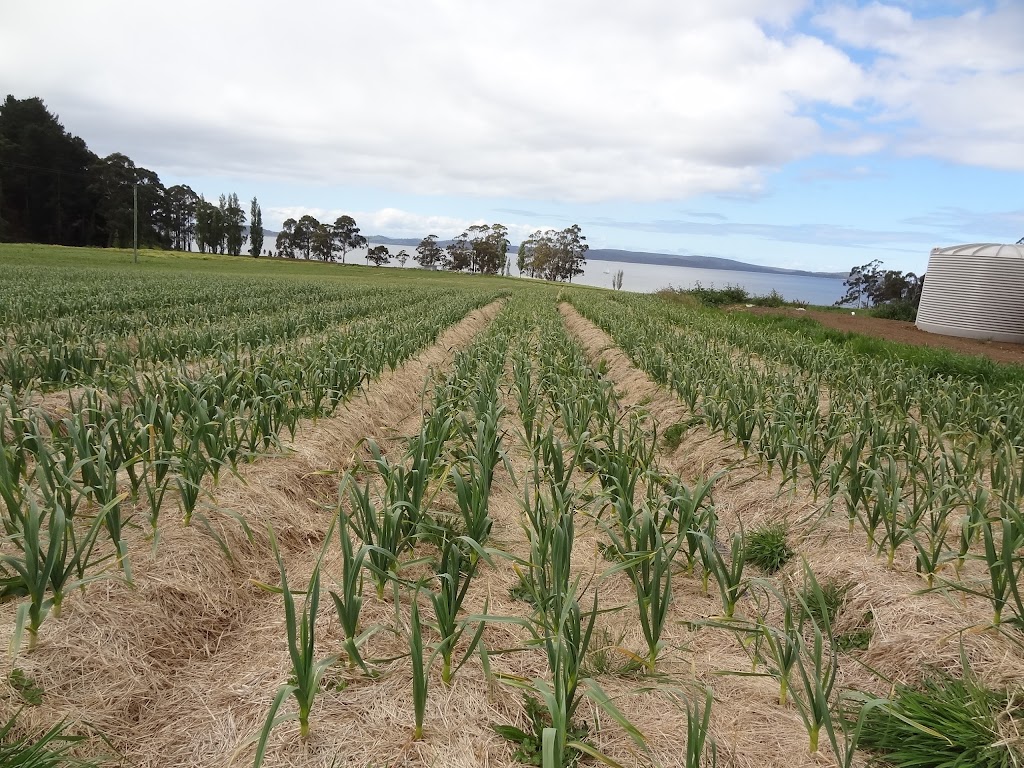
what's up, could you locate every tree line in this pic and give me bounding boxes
[516,224,589,281]
[274,217,590,281]
[836,260,924,308]
[0,95,265,256]
[836,259,925,320]
[1,94,589,282]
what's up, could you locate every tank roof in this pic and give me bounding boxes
[931,243,1024,258]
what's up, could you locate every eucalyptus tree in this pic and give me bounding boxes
[520,225,589,282]
[312,223,334,261]
[332,215,366,264]
[90,152,166,248]
[415,234,443,268]
[164,184,198,251]
[445,234,472,271]
[276,218,297,258]
[214,194,229,253]
[464,223,510,274]
[366,244,391,266]
[557,224,588,282]
[292,214,320,260]
[195,195,219,253]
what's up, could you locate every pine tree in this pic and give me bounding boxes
[224,192,247,256]
[249,197,263,257]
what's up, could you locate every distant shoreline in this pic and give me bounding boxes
[358,235,848,279]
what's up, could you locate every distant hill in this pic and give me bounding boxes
[583,248,847,278]
[365,236,424,247]
[365,237,846,279]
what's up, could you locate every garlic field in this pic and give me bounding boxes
[0,248,1021,768]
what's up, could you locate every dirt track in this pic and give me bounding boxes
[739,306,1024,366]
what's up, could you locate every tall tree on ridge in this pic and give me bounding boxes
[164,184,198,251]
[332,215,366,264]
[312,222,334,261]
[366,244,390,266]
[415,234,443,268]
[276,217,297,258]
[293,214,319,260]
[249,197,263,257]
[224,192,247,256]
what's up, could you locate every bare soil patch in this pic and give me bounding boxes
[738,306,1024,366]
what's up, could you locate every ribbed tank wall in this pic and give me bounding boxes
[915,254,1024,343]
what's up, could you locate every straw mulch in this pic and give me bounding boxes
[1,298,1021,767]
[558,302,1024,766]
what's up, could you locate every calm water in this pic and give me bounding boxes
[332,243,848,306]
[567,259,847,305]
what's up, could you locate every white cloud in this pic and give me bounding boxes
[815,2,1024,170]
[4,1,1018,202]
[0,0,866,202]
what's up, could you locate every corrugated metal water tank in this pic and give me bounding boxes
[915,243,1024,343]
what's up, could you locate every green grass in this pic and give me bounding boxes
[723,304,1024,387]
[743,523,793,574]
[835,625,872,652]
[662,422,689,450]
[8,669,44,706]
[0,242,533,292]
[796,579,873,651]
[0,710,99,767]
[848,667,1020,768]
[657,284,804,309]
[799,579,848,628]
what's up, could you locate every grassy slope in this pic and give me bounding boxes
[0,243,551,294]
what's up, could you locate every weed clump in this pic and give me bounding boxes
[493,695,590,767]
[744,523,793,574]
[848,666,1019,768]
[662,422,688,450]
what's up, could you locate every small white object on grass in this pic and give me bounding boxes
[745,304,754,308]
[851,311,856,316]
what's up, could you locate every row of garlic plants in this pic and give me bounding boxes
[496,298,733,765]
[0,290,501,654]
[498,300,639,766]
[510,298,874,766]
[2,286,989,767]
[570,291,1024,633]
[254,296,519,760]
[279,296,665,768]
[0,264,408,331]
[1,266,452,391]
[557,300,971,766]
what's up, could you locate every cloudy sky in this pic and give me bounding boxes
[2,0,1022,273]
